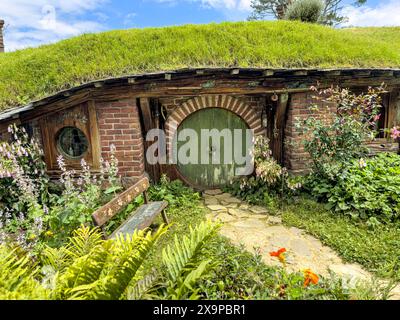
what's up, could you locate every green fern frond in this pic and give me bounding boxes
[41,226,104,273]
[53,243,111,300]
[65,225,103,259]
[41,246,70,271]
[162,221,219,283]
[88,226,167,300]
[127,269,160,300]
[0,246,48,299]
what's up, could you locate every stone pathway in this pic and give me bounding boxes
[204,190,400,299]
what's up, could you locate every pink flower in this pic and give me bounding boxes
[390,127,400,140]
[373,114,381,122]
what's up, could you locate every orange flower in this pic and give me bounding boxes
[269,248,287,264]
[303,269,319,287]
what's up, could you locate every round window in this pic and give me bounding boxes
[57,127,89,159]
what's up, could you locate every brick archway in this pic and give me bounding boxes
[165,95,264,153]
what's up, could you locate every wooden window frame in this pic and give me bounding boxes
[39,100,101,173]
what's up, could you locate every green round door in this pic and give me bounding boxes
[175,108,250,188]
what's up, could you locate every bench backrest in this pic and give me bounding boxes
[92,176,150,227]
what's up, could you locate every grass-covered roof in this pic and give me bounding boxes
[0,20,400,112]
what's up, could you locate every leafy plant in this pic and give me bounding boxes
[148,174,201,208]
[307,153,400,222]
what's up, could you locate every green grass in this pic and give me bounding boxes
[282,197,400,281]
[1,21,400,110]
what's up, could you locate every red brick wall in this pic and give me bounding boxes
[284,92,336,173]
[96,98,145,186]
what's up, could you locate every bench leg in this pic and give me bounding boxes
[161,210,169,225]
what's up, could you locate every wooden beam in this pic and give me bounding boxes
[138,98,153,133]
[88,100,101,170]
[274,93,289,164]
[293,70,308,76]
[263,70,274,76]
[326,70,341,76]
[376,70,394,77]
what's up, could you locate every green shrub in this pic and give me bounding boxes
[284,0,325,23]
[148,174,201,208]
[308,153,400,223]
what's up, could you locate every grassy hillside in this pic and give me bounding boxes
[1,20,400,111]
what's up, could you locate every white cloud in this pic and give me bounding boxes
[123,12,137,26]
[342,0,400,27]
[0,0,108,51]
[154,0,252,18]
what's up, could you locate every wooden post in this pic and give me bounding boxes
[274,93,289,164]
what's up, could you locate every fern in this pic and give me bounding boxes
[41,226,103,272]
[88,226,167,300]
[52,243,110,300]
[161,221,219,299]
[0,246,48,299]
[127,269,160,300]
[65,225,104,259]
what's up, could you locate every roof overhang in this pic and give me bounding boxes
[1,67,399,123]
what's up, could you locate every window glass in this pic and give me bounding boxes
[57,127,89,159]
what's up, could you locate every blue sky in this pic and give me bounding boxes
[0,0,398,51]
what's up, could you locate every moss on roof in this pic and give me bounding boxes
[0,20,400,111]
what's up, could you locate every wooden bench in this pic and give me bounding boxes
[92,177,169,239]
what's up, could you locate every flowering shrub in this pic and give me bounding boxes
[0,124,49,251]
[253,136,283,186]
[0,124,122,250]
[226,136,302,206]
[295,85,386,178]
[45,155,119,246]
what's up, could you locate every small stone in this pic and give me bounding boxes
[239,204,250,210]
[231,218,266,229]
[267,216,282,225]
[228,208,251,218]
[204,197,220,205]
[225,203,240,208]
[249,205,268,214]
[215,193,234,199]
[204,189,223,196]
[207,205,228,212]
[215,212,237,223]
[251,214,269,220]
[290,239,312,257]
[266,234,292,248]
[222,197,242,204]
[288,227,303,236]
